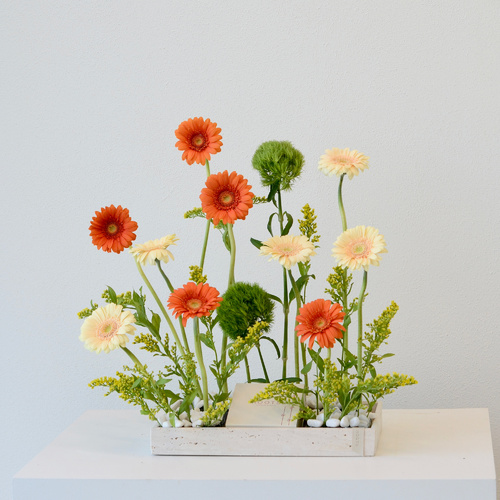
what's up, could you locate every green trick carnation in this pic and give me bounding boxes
[217,282,275,340]
[251,141,304,191]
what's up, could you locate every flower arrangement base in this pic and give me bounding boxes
[150,401,382,457]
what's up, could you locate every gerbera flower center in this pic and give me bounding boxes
[107,223,119,235]
[186,298,203,311]
[218,190,235,206]
[97,319,120,339]
[313,316,327,330]
[190,133,207,151]
[280,245,298,256]
[349,239,372,258]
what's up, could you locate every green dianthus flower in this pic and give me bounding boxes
[252,141,304,191]
[217,282,275,340]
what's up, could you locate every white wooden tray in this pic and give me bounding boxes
[151,401,382,457]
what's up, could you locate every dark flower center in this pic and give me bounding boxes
[106,222,119,235]
[187,298,202,311]
[218,190,235,207]
[313,316,327,331]
[191,133,207,151]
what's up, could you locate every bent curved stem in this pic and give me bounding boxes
[357,270,368,380]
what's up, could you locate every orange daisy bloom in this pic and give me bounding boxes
[167,282,223,327]
[89,205,138,254]
[175,117,223,165]
[296,299,345,349]
[200,170,254,225]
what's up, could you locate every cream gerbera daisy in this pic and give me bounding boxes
[129,235,179,266]
[318,148,369,180]
[332,226,387,271]
[260,234,316,270]
[79,304,136,354]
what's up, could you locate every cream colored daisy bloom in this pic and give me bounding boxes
[332,226,387,271]
[79,304,136,354]
[260,234,316,270]
[129,235,179,266]
[318,148,369,180]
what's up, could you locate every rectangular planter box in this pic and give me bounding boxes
[150,401,382,457]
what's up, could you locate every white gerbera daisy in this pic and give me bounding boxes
[79,304,136,354]
[318,148,369,180]
[129,235,179,266]
[260,234,316,270]
[332,226,387,271]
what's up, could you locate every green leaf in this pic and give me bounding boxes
[151,312,161,335]
[266,293,283,305]
[301,360,313,375]
[199,333,215,351]
[267,181,280,204]
[107,286,117,304]
[369,366,377,378]
[380,353,395,359]
[156,378,171,386]
[343,315,352,328]
[307,349,324,372]
[213,392,230,403]
[131,378,142,389]
[222,225,231,252]
[279,376,302,383]
[179,391,197,414]
[249,378,268,383]
[261,336,281,359]
[267,212,277,236]
[282,212,293,236]
[250,238,263,250]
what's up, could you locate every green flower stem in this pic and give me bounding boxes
[288,270,302,379]
[257,343,270,383]
[199,160,211,271]
[219,222,237,393]
[121,346,143,368]
[193,318,209,411]
[244,356,251,382]
[357,270,368,379]
[277,187,290,378]
[134,259,186,358]
[300,342,309,391]
[337,173,350,365]
[338,173,347,232]
[227,223,236,287]
[156,260,192,354]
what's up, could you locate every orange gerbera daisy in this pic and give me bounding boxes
[89,205,138,254]
[200,170,254,225]
[175,117,223,165]
[167,282,223,327]
[296,299,345,349]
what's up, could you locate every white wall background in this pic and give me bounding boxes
[1,1,499,498]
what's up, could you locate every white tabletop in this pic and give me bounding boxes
[13,408,497,500]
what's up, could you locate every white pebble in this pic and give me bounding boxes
[350,417,360,427]
[316,412,325,422]
[157,411,167,424]
[179,411,188,421]
[192,419,203,427]
[171,400,182,412]
[326,418,340,428]
[192,397,201,408]
[330,409,342,419]
[194,399,204,410]
[307,419,323,428]
[369,412,376,419]
[181,419,192,427]
[340,416,351,428]
[174,417,183,428]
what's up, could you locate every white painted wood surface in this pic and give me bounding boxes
[13,408,497,500]
[151,401,382,456]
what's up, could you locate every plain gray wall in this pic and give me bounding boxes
[2,1,499,498]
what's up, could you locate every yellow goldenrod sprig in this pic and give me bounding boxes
[201,399,232,426]
[77,300,98,319]
[189,265,207,284]
[298,203,320,244]
[184,207,205,219]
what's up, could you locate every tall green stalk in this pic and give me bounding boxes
[193,318,209,410]
[277,188,290,378]
[288,271,306,382]
[337,173,350,365]
[220,223,237,392]
[357,270,368,379]
[134,259,187,358]
[199,160,212,271]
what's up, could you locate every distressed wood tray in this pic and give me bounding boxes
[151,401,382,457]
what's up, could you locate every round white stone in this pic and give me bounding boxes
[326,418,340,428]
[193,419,203,427]
[307,419,323,428]
[350,416,360,427]
[340,416,351,428]
[161,420,171,428]
[317,412,325,422]
[171,400,182,412]
[181,419,192,427]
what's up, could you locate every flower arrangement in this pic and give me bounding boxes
[79,117,416,430]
